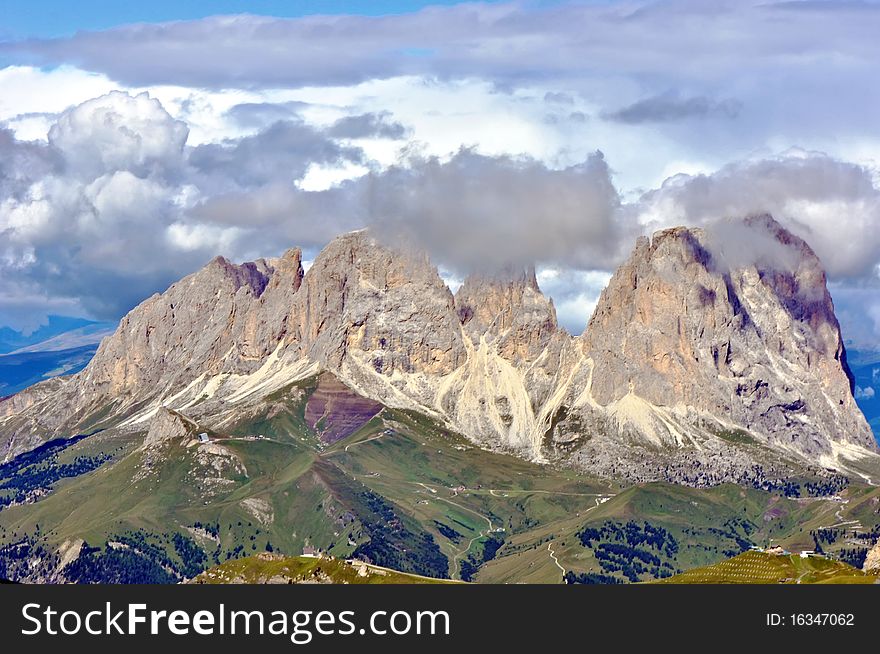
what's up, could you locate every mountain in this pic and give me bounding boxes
[1,214,879,584]
[0,319,116,398]
[564,216,877,483]
[1,216,875,479]
[0,316,112,355]
[0,346,99,397]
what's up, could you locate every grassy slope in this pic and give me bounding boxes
[192,554,457,584]
[0,377,614,581]
[655,550,878,584]
[474,482,874,584]
[1,373,875,583]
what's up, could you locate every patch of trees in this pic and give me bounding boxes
[805,476,848,497]
[172,532,208,578]
[563,571,622,585]
[578,520,679,558]
[576,521,679,582]
[0,454,110,494]
[433,520,464,544]
[0,432,109,512]
[64,546,177,584]
[763,475,849,498]
[838,547,868,569]
[811,528,844,549]
[591,543,675,582]
[61,529,210,584]
[0,433,89,479]
[350,489,449,579]
[0,533,60,582]
[459,534,504,582]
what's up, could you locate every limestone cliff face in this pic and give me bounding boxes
[569,215,874,462]
[434,267,569,452]
[143,407,194,448]
[291,231,466,378]
[0,218,876,484]
[455,267,558,363]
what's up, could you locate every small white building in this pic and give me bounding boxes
[198,432,210,443]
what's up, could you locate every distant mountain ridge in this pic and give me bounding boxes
[6,323,115,354]
[0,317,116,397]
[0,345,99,397]
[0,316,113,354]
[0,216,877,486]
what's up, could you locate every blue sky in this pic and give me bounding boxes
[0,0,880,357]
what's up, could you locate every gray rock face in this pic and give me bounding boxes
[455,266,558,362]
[570,216,874,462]
[291,231,466,377]
[143,407,194,448]
[1,218,876,486]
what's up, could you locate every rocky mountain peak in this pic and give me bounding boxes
[578,216,875,459]
[200,254,272,297]
[455,266,557,362]
[291,230,466,380]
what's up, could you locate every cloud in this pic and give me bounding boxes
[631,151,880,280]
[3,1,878,97]
[224,101,308,129]
[603,93,741,124]
[0,127,61,197]
[544,91,575,105]
[188,118,364,192]
[3,87,880,351]
[48,90,188,182]
[368,148,635,272]
[327,112,409,140]
[1,92,207,321]
[0,91,390,323]
[856,385,875,399]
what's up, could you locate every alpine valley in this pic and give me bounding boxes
[2,214,880,584]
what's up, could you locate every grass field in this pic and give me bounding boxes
[192,553,457,584]
[655,550,879,584]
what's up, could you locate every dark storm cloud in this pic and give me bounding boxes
[367,149,636,272]
[603,93,742,124]
[327,112,410,140]
[188,119,365,191]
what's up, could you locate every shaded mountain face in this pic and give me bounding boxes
[0,217,876,484]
